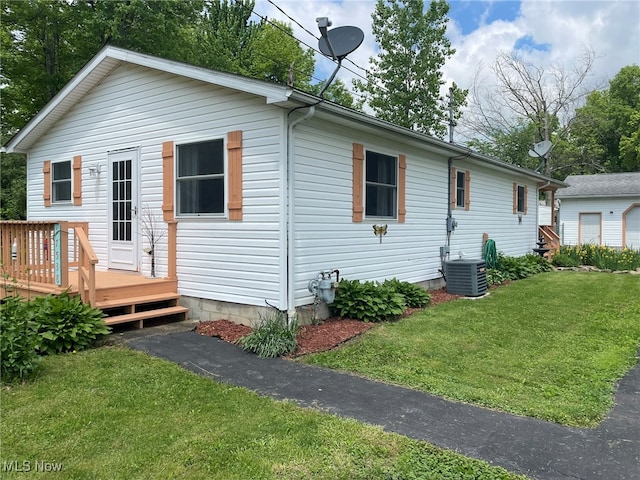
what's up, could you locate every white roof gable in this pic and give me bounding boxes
[4,46,292,154]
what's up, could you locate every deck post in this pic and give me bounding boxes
[57,222,69,287]
[168,220,177,280]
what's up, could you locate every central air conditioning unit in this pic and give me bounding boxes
[444,259,487,296]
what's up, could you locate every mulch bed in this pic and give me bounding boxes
[195,287,462,357]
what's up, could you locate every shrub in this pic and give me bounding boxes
[0,295,40,384]
[485,268,509,286]
[496,253,552,280]
[559,245,640,271]
[240,310,298,358]
[382,278,431,308]
[31,292,110,355]
[330,279,406,323]
[551,252,580,267]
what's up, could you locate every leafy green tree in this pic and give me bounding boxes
[468,120,542,171]
[308,79,365,111]
[355,0,464,137]
[191,0,260,74]
[1,0,204,219]
[570,65,640,172]
[1,1,84,137]
[0,153,27,220]
[245,20,315,88]
[79,0,205,61]
[1,0,205,137]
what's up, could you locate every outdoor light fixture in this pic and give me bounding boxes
[88,163,102,177]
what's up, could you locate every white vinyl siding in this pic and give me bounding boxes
[292,118,539,307]
[26,63,285,307]
[448,162,538,261]
[559,197,640,248]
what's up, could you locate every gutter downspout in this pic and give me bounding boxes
[286,105,315,323]
[446,157,453,254]
[537,180,552,243]
[443,150,471,274]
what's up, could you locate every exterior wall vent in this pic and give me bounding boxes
[444,259,487,296]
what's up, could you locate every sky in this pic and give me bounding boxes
[253,0,640,118]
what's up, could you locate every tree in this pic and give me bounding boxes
[308,79,365,111]
[463,49,597,176]
[1,1,86,138]
[191,0,260,74]
[0,153,27,220]
[355,0,464,137]
[1,0,205,219]
[569,65,640,172]
[1,0,205,139]
[244,20,315,88]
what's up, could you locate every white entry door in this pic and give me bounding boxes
[108,149,139,271]
[579,213,601,245]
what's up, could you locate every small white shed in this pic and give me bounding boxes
[557,173,640,248]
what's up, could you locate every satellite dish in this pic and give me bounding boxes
[528,140,552,158]
[318,25,364,60]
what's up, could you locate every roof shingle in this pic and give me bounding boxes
[557,172,640,197]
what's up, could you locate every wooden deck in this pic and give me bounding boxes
[1,220,187,328]
[2,269,188,328]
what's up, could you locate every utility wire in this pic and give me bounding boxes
[266,0,320,41]
[252,1,380,92]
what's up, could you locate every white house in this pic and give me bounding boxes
[558,173,640,249]
[3,47,564,324]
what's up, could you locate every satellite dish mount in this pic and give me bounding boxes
[528,140,552,173]
[316,17,364,97]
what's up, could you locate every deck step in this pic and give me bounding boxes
[103,306,189,326]
[96,293,181,310]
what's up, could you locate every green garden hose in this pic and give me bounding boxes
[483,238,498,269]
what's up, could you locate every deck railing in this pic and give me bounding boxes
[539,225,561,257]
[0,221,93,300]
[75,226,98,306]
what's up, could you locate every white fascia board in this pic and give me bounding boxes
[112,48,291,104]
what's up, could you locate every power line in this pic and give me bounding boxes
[226,1,389,103]
[265,0,320,41]
[254,3,372,78]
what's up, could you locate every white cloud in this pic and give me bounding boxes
[254,0,640,108]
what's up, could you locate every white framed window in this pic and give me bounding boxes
[456,170,466,208]
[51,160,72,203]
[516,185,526,213]
[365,150,397,219]
[176,139,225,216]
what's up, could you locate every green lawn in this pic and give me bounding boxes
[1,347,525,480]
[303,272,640,427]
